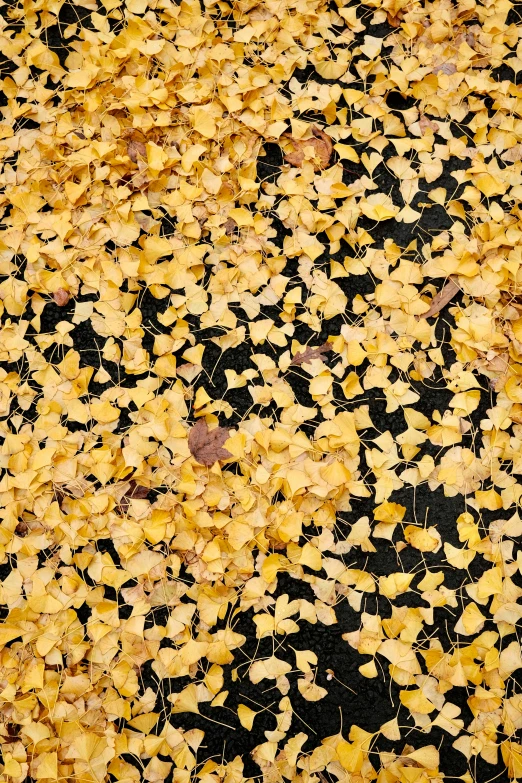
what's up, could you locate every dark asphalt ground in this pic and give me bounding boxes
[1,0,522,780]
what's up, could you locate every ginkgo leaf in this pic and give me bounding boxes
[297,678,328,702]
[3,1,522,781]
[169,684,200,714]
[359,194,400,221]
[238,704,258,730]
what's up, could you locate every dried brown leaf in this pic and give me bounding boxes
[188,419,232,466]
[223,218,236,235]
[291,342,333,365]
[118,480,150,511]
[128,140,147,162]
[419,115,439,134]
[53,288,70,306]
[432,62,457,75]
[501,144,522,163]
[284,127,333,170]
[14,521,29,537]
[419,278,459,319]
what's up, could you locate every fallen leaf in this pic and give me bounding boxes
[118,480,150,512]
[291,342,333,365]
[284,127,333,170]
[419,278,459,319]
[188,419,232,466]
[419,115,439,134]
[53,289,70,306]
[128,140,146,162]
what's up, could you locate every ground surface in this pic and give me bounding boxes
[0,1,522,783]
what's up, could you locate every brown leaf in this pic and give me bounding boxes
[485,354,509,376]
[118,480,150,512]
[419,115,439,135]
[53,288,70,306]
[121,127,146,141]
[419,278,459,319]
[284,126,333,171]
[393,756,422,768]
[223,218,236,235]
[128,140,147,162]
[15,521,29,537]
[432,62,457,75]
[501,144,522,163]
[472,353,509,391]
[291,342,333,365]
[188,419,232,466]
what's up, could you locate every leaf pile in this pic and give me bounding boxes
[0,0,522,782]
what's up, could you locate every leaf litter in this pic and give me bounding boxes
[0,0,521,781]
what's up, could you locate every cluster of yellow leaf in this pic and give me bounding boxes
[1,0,522,780]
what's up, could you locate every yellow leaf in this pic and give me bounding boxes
[379,573,414,599]
[299,542,322,570]
[407,746,440,768]
[297,678,328,701]
[473,172,505,197]
[169,683,200,714]
[454,602,486,635]
[337,740,364,773]
[360,194,400,221]
[238,704,257,730]
[146,142,168,174]
[399,688,436,714]
[404,525,440,552]
[315,61,348,79]
[261,553,289,583]
[228,208,254,227]
[90,400,120,423]
[0,625,22,645]
[334,143,360,162]
[34,752,58,780]
[444,543,476,569]
[192,108,217,138]
[154,354,177,378]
